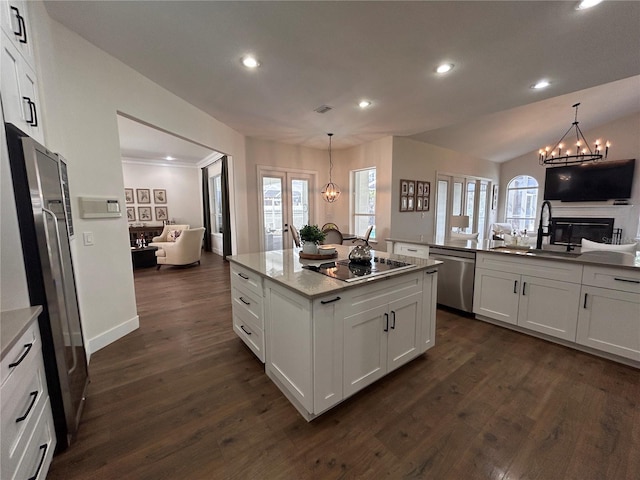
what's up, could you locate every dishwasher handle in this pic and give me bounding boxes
[429,253,476,264]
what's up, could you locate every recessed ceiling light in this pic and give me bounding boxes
[576,0,602,10]
[531,80,551,90]
[436,63,454,74]
[358,100,372,109]
[241,55,260,68]
[165,156,175,161]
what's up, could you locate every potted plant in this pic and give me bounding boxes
[299,224,326,254]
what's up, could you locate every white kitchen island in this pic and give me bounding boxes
[228,245,440,420]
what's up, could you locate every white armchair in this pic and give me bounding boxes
[155,227,205,269]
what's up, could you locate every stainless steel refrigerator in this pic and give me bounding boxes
[5,123,89,451]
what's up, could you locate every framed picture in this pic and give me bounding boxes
[424,181,430,198]
[126,207,136,221]
[401,180,408,195]
[417,196,423,211]
[423,196,430,211]
[138,206,152,221]
[407,195,415,211]
[153,189,167,204]
[400,196,408,211]
[124,188,134,204]
[492,184,499,210]
[408,181,415,196]
[417,182,424,196]
[136,188,151,204]
[155,206,168,221]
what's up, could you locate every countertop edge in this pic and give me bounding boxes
[1,306,43,361]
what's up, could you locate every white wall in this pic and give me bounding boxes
[121,161,202,229]
[391,137,500,242]
[29,2,247,354]
[500,112,640,242]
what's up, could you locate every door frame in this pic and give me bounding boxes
[257,166,317,252]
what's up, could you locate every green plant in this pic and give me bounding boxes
[299,224,326,243]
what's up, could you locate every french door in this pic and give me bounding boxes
[259,168,314,251]
[435,174,491,242]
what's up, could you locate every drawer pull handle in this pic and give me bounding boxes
[513,280,518,294]
[407,248,418,252]
[320,296,341,304]
[390,311,396,330]
[522,282,527,296]
[27,444,48,480]
[239,297,250,305]
[426,270,437,275]
[9,343,33,368]
[383,313,389,332]
[237,272,249,280]
[16,391,38,422]
[583,293,588,309]
[240,325,252,335]
[614,277,640,284]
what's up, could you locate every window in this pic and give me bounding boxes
[505,175,539,233]
[210,175,223,233]
[352,168,376,239]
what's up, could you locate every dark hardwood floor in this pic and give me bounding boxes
[48,252,639,479]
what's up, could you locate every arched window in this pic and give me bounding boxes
[505,175,538,233]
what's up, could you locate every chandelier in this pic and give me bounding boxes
[538,103,610,166]
[321,133,341,203]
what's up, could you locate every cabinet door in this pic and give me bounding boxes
[577,286,640,361]
[0,0,34,66]
[343,303,388,397]
[517,276,580,341]
[387,291,422,372]
[473,267,520,324]
[421,270,438,352]
[1,31,42,142]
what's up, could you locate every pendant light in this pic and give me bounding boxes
[321,133,341,203]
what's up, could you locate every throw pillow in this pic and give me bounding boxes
[168,229,183,242]
[580,238,637,253]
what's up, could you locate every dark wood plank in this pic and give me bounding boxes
[47,252,640,479]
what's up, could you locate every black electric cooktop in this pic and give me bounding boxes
[303,256,416,282]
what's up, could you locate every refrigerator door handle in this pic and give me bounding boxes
[42,207,78,375]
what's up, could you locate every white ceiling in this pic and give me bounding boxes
[46,1,640,163]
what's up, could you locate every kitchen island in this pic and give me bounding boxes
[228,245,440,420]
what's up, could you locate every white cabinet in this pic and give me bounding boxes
[1,320,55,480]
[473,253,583,341]
[0,0,35,66]
[391,241,429,259]
[261,268,437,419]
[230,264,265,362]
[577,266,640,361]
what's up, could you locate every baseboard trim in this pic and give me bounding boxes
[87,315,139,357]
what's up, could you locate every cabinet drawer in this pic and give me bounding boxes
[476,252,583,283]
[582,266,640,294]
[233,314,265,362]
[394,242,429,259]
[231,286,263,329]
[230,264,263,297]
[13,401,55,480]
[1,348,48,475]
[1,320,40,387]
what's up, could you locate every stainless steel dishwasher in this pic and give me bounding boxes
[429,246,476,313]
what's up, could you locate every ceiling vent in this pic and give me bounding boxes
[314,105,333,114]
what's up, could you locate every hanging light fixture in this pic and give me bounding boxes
[321,133,341,203]
[538,103,610,166]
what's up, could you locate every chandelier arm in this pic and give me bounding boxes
[548,124,575,153]
[575,124,596,155]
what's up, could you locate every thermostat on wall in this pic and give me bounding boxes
[78,196,122,218]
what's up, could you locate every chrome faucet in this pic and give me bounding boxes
[536,201,552,249]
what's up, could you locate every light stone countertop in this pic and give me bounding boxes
[228,245,441,299]
[1,306,42,361]
[387,237,640,271]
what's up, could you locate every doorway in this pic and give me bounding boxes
[258,167,315,251]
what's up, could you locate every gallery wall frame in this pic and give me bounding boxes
[399,179,430,212]
[136,188,151,204]
[125,188,134,204]
[155,206,168,221]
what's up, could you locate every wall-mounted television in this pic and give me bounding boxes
[544,158,635,202]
